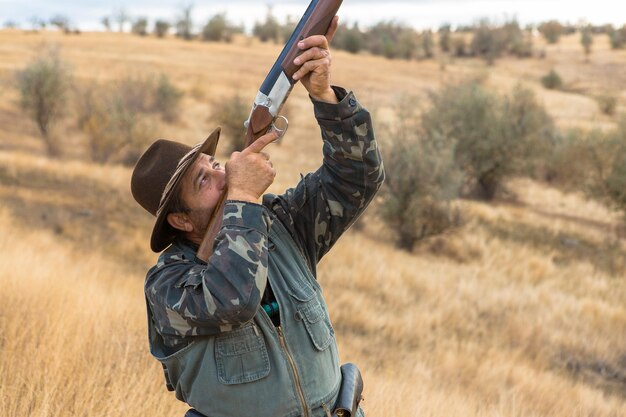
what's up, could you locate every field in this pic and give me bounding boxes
[0,29,625,416]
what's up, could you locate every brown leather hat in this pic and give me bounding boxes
[131,127,221,252]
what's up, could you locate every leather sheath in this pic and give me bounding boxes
[332,363,364,417]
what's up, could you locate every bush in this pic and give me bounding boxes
[75,82,154,164]
[379,97,462,250]
[176,5,194,40]
[16,46,71,156]
[253,9,281,43]
[541,69,563,90]
[439,24,452,53]
[154,20,170,38]
[420,30,434,59]
[421,82,553,199]
[280,16,297,43]
[154,74,184,122]
[580,26,593,58]
[202,13,241,42]
[367,21,418,60]
[452,36,467,57]
[333,23,364,54]
[596,94,618,116]
[131,18,148,36]
[210,92,249,154]
[76,73,181,164]
[539,20,564,44]
[608,25,626,49]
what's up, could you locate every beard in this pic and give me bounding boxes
[188,208,213,242]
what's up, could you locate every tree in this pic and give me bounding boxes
[132,18,148,36]
[422,82,553,199]
[539,20,564,44]
[16,47,71,156]
[342,23,364,54]
[49,15,70,32]
[253,6,281,43]
[114,8,130,32]
[581,25,593,60]
[421,30,434,59]
[439,24,452,53]
[202,13,235,42]
[101,16,111,31]
[154,20,170,38]
[176,4,194,40]
[379,96,462,250]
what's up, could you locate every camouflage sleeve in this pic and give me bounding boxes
[145,202,271,344]
[266,86,385,267]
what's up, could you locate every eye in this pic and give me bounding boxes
[212,161,220,169]
[200,174,208,186]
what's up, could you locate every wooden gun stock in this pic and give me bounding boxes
[196,107,274,262]
[196,0,343,262]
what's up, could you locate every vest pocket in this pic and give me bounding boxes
[295,300,334,351]
[215,324,270,385]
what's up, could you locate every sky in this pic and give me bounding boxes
[0,0,623,31]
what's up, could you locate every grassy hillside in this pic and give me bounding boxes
[0,29,625,416]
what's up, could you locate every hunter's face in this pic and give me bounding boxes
[179,153,226,238]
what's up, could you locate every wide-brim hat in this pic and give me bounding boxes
[131,127,221,252]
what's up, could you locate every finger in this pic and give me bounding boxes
[244,130,280,154]
[292,57,331,81]
[294,47,328,66]
[298,34,329,51]
[325,16,339,43]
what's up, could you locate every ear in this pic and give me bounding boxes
[167,212,194,233]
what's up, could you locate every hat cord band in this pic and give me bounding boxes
[156,143,203,218]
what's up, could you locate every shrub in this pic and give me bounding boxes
[76,73,181,164]
[421,82,553,199]
[16,46,71,156]
[210,92,249,154]
[49,15,70,32]
[608,25,626,49]
[202,13,239,42]
[541,69,563,90]
[580,26,593,59]
[280,16,297,43]
[439,24,452,53]
[75,82,154,164]
[470,22,503,64]
[420,30,434,59]
[379,97,462,250]
[452,36,467,57]
[366,22,419,60]
[131,18,148,36]
[154,20,170,38]
[539,20,564,44]
[176,4,194,40]
[333,23,364,54]
[253,8,281,43]
[154,74,184,122]
[596,94,618,116]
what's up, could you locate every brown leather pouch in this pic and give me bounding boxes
[332,363,364,417]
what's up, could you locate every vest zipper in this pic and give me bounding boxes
[277,325,309,417]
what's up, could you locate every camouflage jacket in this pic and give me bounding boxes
[145,86,384,349]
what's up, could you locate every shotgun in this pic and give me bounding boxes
[197,0,343,262]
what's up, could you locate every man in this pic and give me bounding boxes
[131,17,384,417]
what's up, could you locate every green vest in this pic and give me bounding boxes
[147,217,343,417]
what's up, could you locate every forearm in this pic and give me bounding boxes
[147,202,272,339]
[314,86,385,220]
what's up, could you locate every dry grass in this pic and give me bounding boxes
[0,29,625,416]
